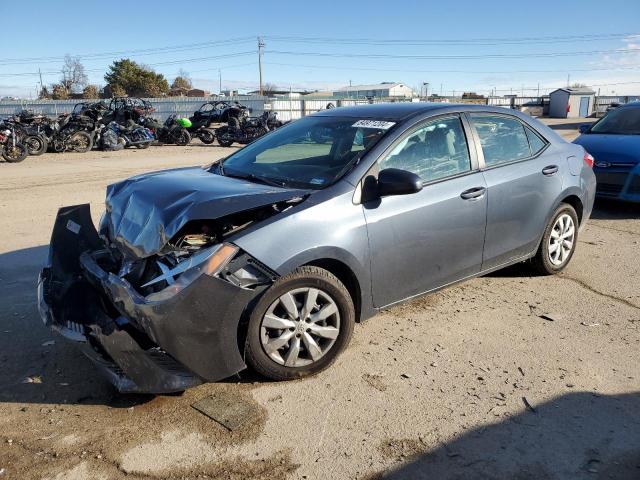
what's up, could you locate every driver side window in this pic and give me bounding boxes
[379,116,471,182]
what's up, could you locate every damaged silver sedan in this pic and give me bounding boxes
[38,104,596,393]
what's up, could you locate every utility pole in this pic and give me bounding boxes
[258,36,265,96]
[38,68,43,96]
[218,69,222,95]
[567,74,570,87]
[537,83,540,97]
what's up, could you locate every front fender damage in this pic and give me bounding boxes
[38,204,275,394]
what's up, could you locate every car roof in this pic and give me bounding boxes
[311,102,531,121]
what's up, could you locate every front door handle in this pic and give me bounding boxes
[460,186,486,200]
[542,165,559,176]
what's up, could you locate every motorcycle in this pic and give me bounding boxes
[215,111,283,147]
[0,124,28,162]
[5,118,48,156]
[105,121,154,149]
[141,115,191,146]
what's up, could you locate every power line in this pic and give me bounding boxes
[0,37,256,65]
[264,61,640,75]
[265,32,638,46]
[267,48,640,60]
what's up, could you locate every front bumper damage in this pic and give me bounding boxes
[38,204,268,393]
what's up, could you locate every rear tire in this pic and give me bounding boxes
[244,266,355,381]
[25,135,47,156]
[531,203,579,275]
[175,129,191,146]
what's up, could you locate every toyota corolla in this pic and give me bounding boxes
[38,104,596,393]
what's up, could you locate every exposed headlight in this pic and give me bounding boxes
[144,243,238,302]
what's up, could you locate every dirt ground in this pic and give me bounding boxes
[0,120,639,480]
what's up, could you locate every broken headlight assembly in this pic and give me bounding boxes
[144,243,239,302]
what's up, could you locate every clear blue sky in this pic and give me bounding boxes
[1,0,639,98]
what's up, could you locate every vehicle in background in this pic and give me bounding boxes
[574,102,640,202]
[105,121,154,149]
[109,97,155,124]
[141,114,191,146]
[39,103,596,393]
[0,123,28,162]
[606,102,621,113]
[216,111,284,147]
[186,101,247,144]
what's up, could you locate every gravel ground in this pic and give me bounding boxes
[0,121,638,480]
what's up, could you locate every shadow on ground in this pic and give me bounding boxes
[0,245,266,408]
[0,245,154,407]
[591,198,640,221]
[375,392,640,480]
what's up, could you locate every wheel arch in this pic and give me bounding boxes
[303,258,363,323]
[559,193,584,225]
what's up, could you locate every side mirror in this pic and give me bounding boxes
[377,168,423,197]
[579,124,590,134]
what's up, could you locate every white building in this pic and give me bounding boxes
[549,87,595,118]
[332,82,415,99]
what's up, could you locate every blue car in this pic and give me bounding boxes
[573,102,640,202]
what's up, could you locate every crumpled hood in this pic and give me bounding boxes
[573,134,640,164]
[102,166,307,259]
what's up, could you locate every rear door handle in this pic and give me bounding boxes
[460,186,486,200]
[542,165,559,176]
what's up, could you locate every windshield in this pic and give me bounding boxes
[214,116,392,189]
[590,107,640,135]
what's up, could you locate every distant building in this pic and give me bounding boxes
[332,82,415,99]
[549,87,595,118]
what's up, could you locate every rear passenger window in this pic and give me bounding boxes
[471,114,531,166]
[379,116,471,182]
[525,126,547,155]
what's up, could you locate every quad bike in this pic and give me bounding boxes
[186,101,247,144]
[216,111,283,147]
[0,124,28,162]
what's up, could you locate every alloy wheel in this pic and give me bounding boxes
[260,287,340,367]
[548,213,575,266]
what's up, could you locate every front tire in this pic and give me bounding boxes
[197,129,215,144]
[2,143,28,162]
[68,131,93,153]
[531,203,579,275]
[245,266,355,381]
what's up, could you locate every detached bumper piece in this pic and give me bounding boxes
[38,204,261,394]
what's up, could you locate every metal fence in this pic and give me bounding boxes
[0,96,269,121]
[1,94,638,122]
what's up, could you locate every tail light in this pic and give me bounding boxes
[583,151,594,168]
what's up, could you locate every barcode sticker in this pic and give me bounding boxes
[352,120,396,130]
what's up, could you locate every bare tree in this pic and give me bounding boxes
[171,69,193,91]
[61,55,88,94]
[263,82,278,95]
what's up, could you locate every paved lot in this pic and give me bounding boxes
[0,120,639,479]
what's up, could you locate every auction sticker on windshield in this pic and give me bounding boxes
[352,120,396,130]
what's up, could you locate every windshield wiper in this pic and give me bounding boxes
[224,171,287,188]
